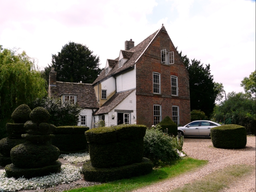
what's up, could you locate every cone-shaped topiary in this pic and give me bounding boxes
[11,104,31,123]
[158,116,177,136]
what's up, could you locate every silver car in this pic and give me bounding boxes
[178,120,221,137]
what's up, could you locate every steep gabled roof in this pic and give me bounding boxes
[55,81,99,109]
[95,89,135,115]
[93,26,163,84]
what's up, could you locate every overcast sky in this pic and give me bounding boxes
[0,0,255,95]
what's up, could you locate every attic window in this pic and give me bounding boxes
[161,49,175,65]
[102,90,107,99]
[62,95,77,105]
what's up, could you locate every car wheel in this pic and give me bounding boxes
[178,131,184,137]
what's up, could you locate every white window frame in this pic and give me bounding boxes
[161,49,175,65]
[153,72,161,94]
[80,115,87,126]
[172,106,179,125]
[124,113,130,124]
[102,89,107,99]
[62,95,77,105]
[171,75,178,96]
[153,104,162,125]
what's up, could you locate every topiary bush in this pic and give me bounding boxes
[85,124,146,168]
[158,116,177,136]
[82,157,153,182]
[143,128,180,166]
[52,126,89,153]
[211,124,247,149]
[11,104,31,123]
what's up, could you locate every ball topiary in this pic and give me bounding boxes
[11,104,31,123]
[211,124,247,149]
[29,107,50,124]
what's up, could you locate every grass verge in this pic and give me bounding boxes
[171,164,254,192]
[66,157,207,192]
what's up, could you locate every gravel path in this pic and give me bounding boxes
[133,136,255,192]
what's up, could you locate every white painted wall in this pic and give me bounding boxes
[78,109,93,128]
[106,90,136,126]
[101,77,116,97]
[116,69,136,92]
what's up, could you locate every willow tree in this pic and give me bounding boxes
[0,47,47,119]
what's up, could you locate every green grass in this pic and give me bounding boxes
[65,157,207,192]
[171,164,254,192]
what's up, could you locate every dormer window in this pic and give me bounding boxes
[161,49,174,65]
[62,95,77,105]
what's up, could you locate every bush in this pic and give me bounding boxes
[82,157,153,182]
[211,124,247,149]
[30,107,50,124]
[85,124,147,168]
[52,126,89,153]
[191,110,208,121]
[143,128,180,166]
[11,104,31,123]
[158,116,177,136]
[29,97,81,126]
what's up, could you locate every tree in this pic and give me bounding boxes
[178,51,218,118]
[0,48,47,119]
[214,82,226,103]
[47,42,102,83]
[212,92,256,135]
[241,71,256,97]
[29,97,81,126]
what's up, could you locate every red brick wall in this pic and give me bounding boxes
[136,28,190,127]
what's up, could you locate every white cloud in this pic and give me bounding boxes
[0,0,254,94]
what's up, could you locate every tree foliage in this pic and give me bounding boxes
[0,48,47,119]
[45,42,102,84]
[212,92,256,135]
[179,51,218,118]
[241,71,256,97]
[29,97,81,126]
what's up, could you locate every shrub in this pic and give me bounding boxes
[191,110,208,121]
[11,104,31,123]
[29,97,81,126]
[82,157,153,182]
[143,128,180,166]
[29,107,50,124]
[85,124,147,168]
[211,124,247,149]
[158,116,177,136]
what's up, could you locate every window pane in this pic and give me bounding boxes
[81,115,86,125]
[70,96,74,104]
[153,105,161,125]
[153,73,160,94]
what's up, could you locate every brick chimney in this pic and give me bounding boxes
[125,39,134,50]
[48,68,57,98]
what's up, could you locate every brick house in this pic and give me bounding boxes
[93,25,190,127]
[48,68,99,128]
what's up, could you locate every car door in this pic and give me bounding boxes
[199,121,211,136]
[185,121,201,136]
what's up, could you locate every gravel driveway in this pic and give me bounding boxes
[133,136,255,192]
